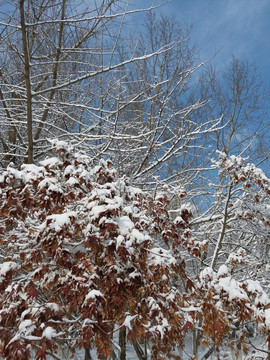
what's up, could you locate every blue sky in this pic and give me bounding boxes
[130,0,270,90]
[128,0,270,172]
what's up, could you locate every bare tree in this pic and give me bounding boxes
[108,12,220,188]
[191,56,270,273]
[0,0,172,166]
[0,2,222,196]
[197,57,269,166]
[172,56,270,358]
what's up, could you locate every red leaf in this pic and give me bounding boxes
[27,284,40,300]
[186,279,194,290]
[213,321,223,334]
[183,321,193,332]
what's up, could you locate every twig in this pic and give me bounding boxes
[248,340,270,355]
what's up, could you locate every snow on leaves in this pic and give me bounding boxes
[0,141,269,359]
[0,140,190,359]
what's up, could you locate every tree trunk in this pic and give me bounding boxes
[231,342,242,360]
[20,0,34,164]
[267,336,270,360]
[200,346,215,360]
[133,339,147,360]
[192,319,203,359]
[119,328,126,360]
[210,183,232,270]
[84,348,92,360]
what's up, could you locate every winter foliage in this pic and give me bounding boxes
[0,141,269,359]
[0,1,269,359]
